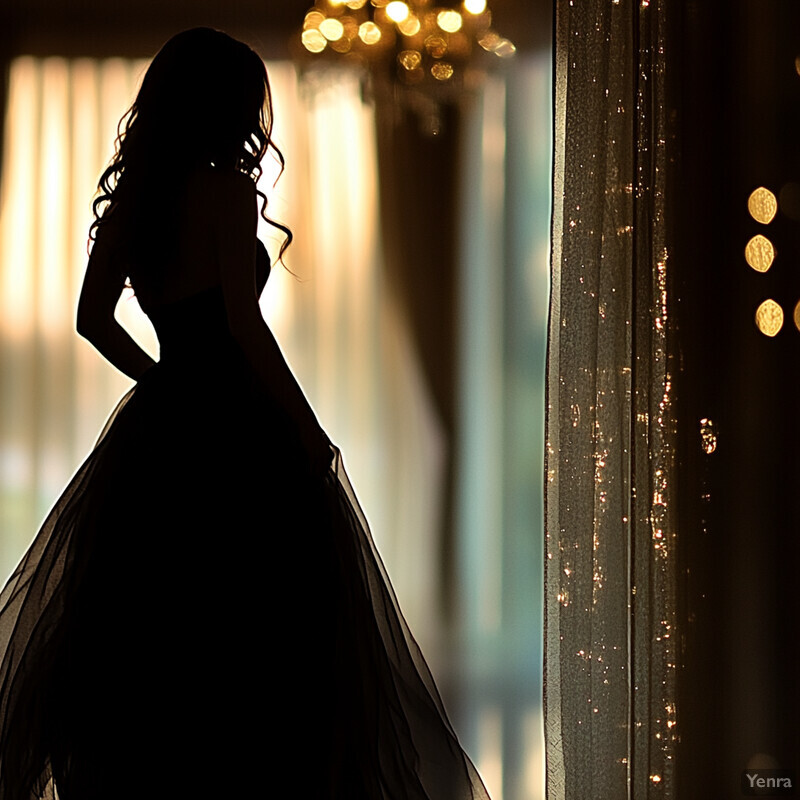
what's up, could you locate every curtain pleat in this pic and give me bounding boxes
[545,1,677,797]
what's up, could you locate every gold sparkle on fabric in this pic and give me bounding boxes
[699,418,717,454]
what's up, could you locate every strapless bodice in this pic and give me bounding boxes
[140,240,271,365]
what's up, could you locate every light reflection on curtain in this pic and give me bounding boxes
[0,58,446,665]
[545,1,677,798]
[0,57,153,575]
[263,66,448,656]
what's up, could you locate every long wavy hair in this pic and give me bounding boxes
[89,28,292,277]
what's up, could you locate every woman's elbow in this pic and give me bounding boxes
[75,308,93,339]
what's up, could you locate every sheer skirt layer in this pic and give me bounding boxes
[0,357,489,799]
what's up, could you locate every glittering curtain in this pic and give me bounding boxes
[544,1,677,798]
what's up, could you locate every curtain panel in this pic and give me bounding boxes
[545,1,677,798]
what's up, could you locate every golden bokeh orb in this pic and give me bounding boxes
[464,0,487,13]
[301,29,327,53]
[398,14,421,35]
[398,50,422,70]
[330,36,352,53]
[319,18,345,41]
[437,9,463,32]
[755,299,784,337]
[303,10,325,29]
[748,187,778,225]
[431,61,455,80]
[425,34,448,58]
[358,21,382,45]
[386,1,409,22]
[744,234,775,273]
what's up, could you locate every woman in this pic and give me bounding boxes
[0,28,490,800]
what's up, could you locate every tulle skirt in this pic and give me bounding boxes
[0,357,490,799]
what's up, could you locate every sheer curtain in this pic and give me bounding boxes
[0,57,445,658]
[0,57,153,574]
[545,1,678,797]
[456,57,551,800]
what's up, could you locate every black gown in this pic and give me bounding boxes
[0,252,491,799]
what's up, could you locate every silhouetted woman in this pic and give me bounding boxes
[0,28,490,800]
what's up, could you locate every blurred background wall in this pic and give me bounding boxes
[0,2,551,798]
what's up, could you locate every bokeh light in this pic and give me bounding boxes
[304,10,325,29]
[397,14,421,35]
[398,50,422,70]
[755,298,783,337]
[358,21,382,45]
[437,9,464,33]
[302,29,328,53]
[425,35,448,58]
[744,234,775,272]
[465,0,488,13]
[319,18,345,41]
[748,187,778,224]
[386,1,410,23]
[431,62,455,80]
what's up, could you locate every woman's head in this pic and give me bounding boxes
[90,28,291,266]
[129,28,271,175]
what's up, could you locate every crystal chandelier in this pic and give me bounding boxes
[296,0,515,124]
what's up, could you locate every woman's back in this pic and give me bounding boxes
[129,168,222,310]
[103,167,248,311]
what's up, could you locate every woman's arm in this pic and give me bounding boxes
[213,171,332,472]
[76,226,156,381]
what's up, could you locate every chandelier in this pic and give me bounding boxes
[296,0,515,124]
